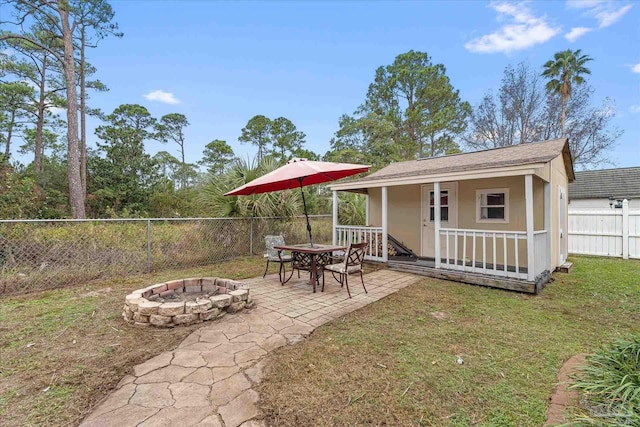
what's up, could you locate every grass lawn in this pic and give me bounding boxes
[257,256,640,426]
[0,256,265,427]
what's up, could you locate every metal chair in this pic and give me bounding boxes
[321,242,368,298]
[263,235,293,283]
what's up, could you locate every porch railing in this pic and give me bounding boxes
[335,225,384,262]
[533,230,549,278]
[334,225,550,280]
[439,228,548,281]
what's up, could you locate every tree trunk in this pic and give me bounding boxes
[80,29,87,195]
[59,2,86,218]
[181,142,186,188]
[561,94,566,138]
[34,55,47,174]
[430,133,435,158]
[4,111,15,159]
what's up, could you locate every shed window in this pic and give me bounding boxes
[477,189,509,223]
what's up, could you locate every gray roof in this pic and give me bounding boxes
[345,138,574,186]
[569,167,640,200]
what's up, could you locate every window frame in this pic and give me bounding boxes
[476,188,509,224]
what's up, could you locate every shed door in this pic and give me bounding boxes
[558,186,567,264]
[421,183,457,258]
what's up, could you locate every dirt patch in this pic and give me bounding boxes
[79,288,113,298]
[545,353,587,426]
[430,311,449,320]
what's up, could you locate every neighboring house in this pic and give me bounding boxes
[330,138,574,294]
[569,167,640,210]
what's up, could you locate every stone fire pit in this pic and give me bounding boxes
[122,277,252,328]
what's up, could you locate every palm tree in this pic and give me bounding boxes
[338,192,366,225]
[198,156,302,218]
[542,49,593,137]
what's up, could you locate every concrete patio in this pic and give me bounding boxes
[80,268,420,427]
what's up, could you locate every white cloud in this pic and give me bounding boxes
[632,63,640,73]
[631,105,640,114]
[567,1,632,28]
[143,89,180,105]
[566,0,606,10]
[465,2,560,54]
[595,4,632,27]
[565,26,593,41]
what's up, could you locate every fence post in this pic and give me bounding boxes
[147,219,152,273]
[622,199,629,260]
[249,217,254,256]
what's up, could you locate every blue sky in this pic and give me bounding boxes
[70,1,640,169]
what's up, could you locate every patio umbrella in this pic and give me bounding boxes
[224,158,370,247]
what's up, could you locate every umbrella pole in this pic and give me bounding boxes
[299,178,314,247]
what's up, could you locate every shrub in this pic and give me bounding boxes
[569,335,640,426]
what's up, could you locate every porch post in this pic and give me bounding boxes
[434,181,441,269]
[365,193,370,225]
[332,190,338,246]
[544,181,551,271]
[622,199,629,260]
[525,175,535,281]
[382,186,388,262]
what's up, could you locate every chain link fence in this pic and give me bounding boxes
[0,215,332,296]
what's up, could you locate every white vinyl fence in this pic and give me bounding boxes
[568,199,640,259]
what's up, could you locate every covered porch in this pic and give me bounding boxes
[331,171,555,294]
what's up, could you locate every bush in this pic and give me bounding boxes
[569,335,640,426]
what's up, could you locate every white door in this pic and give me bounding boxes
[558,186,567,264]
[421,183,457,258]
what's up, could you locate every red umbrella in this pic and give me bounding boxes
[225,158,370,247]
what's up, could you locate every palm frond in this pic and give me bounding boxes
[197,156,303,218]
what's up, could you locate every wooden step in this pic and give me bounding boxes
[555,262,573,273]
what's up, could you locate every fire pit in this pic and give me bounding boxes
[122,277,252,327]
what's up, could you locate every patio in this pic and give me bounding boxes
[79,269,421,427]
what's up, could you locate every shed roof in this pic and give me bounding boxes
[339,138,573,187]
[569,167,640,200]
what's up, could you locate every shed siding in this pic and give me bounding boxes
[368,185,422,252]
[550,154,569,269]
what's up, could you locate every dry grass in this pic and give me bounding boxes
[0,256,265,427]
[257,256,640,426]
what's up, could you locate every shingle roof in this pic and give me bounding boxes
[569,167,640,200]
[345,138,573,185]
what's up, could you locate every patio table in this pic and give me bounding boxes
[274,244,347,293]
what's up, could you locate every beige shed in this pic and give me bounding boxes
[329,138,575,293]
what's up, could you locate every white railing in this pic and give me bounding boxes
[533,230,549,278]
[439,228,542,281]
[335,225,384,262]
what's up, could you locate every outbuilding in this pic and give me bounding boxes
[330,138,575,294]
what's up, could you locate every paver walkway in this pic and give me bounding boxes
[80,269,420,427]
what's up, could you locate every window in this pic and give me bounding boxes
[429,190,449,222]
[476,189,509,223]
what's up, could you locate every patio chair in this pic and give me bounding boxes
[263,235,293,283]
[321,242,368,298]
